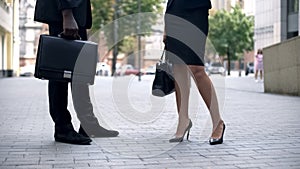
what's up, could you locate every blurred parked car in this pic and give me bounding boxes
[143,65,156,75]
[116,64,141,76]
[245,62,254,76]
[207,62,225,76]
[96,62,111,76]
[20,65,35,77]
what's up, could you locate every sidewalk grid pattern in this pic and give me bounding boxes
[0,74,300,169]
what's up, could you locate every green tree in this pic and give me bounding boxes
[209,5,254,75]
[91,0,114,31]
[90,0,164,52]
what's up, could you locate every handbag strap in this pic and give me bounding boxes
[160,49,165,60]
[160,47,169,62]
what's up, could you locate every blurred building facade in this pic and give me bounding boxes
[143,16,164,69]
[0,0,13,77]
[255,0,299,95]
[211,0,254,15]
[255,0,299,51]
[19,0,42,69]
[211,0,232,11]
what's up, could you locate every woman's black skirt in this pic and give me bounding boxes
[165,4,209,66]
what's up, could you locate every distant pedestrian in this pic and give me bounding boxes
[34,0,119,145]
[164,0,225,145]
[254,49,264,82]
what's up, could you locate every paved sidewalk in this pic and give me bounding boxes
[0,75,300,169]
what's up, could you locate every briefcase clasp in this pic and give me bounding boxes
[63,70,72,79]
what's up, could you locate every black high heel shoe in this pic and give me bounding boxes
[169,119,192,143]
[209,120,225,145]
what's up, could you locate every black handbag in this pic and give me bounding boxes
[34,34,98,85]
[152,50,175,97]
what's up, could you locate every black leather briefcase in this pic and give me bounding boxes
[34,35,98,85]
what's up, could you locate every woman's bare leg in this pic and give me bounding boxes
[254,70,258,80]
[260,70,263,80]
[189,65,223,138]
[173,64,191,137]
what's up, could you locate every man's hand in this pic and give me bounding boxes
[61,9,80,40]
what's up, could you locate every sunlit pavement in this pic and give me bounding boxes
[0,74,300,169]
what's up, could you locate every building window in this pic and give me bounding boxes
[288,0,299,14]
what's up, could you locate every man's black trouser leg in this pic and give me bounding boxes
[48,80,73,132]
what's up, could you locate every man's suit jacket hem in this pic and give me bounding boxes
[34,0,92,29]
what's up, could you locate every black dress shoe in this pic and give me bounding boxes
[54,130,92,145]
[79,125,119,138]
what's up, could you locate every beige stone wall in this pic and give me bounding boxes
[263,36,300,96]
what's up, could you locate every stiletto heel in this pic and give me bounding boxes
[209,120,225,145]
[186,129,190,140]
[169,119,192,143]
